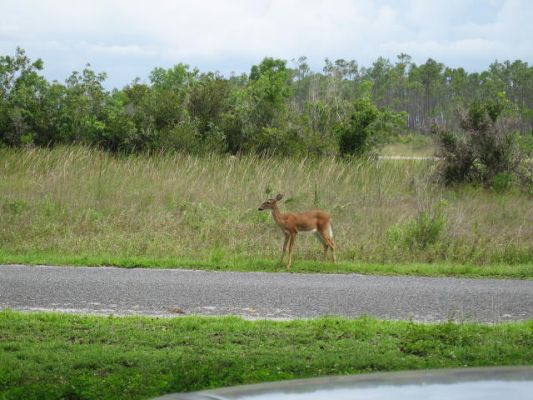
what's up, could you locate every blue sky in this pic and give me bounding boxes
[1,0,531,88]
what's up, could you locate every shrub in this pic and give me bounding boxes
[490,172,513,194]
[157,122,204,154]
[387,200,446,250]
[436,98,522,188]
[336,99,379,156]
[335,99,406,157]
[434,129,475,184]
[251,126,308,156]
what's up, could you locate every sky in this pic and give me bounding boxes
[1,0,531,88]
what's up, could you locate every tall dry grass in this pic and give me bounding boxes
[1,146,531,265]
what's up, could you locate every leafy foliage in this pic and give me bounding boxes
[335,99,406,156]
[0,47,46,146]
[436,96,522,188]
[336,99,379,156]
[1,48,532,158]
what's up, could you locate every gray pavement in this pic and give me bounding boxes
[0,264,531,322]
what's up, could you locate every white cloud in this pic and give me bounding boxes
[0,0,531,87]
[85,43,156,57]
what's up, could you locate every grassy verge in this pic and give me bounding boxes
[1,310,531,400]
[0,250,532,278]
[1,146,532,273]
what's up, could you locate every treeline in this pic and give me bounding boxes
[1,47,532,156]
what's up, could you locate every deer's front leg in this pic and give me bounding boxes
[287,232,296,271]
[281,232,289,263]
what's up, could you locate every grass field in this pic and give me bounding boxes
[1,146,531,275]
[379,133,437,158]
[1,310,531,400]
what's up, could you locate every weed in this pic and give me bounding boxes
[491,172,514,194]
[2,200,28,215]
[0,146,531,268]
[387,201,446,250]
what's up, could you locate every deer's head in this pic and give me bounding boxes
[258,193,283,211]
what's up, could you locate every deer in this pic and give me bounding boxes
[258,193,336,270]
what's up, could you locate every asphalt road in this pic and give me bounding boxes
[1,264,532,322]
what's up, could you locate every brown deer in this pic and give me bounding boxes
[258,194,336,270]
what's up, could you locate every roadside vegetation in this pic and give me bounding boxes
[1,310,532,400]
[1,48,532,400]
[1,48,531,275]
[0,146,531,277]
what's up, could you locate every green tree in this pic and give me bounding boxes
[0,47,47,146]
[60,65,109,144]
[249,57,292,127]
[417,58,444,127]
[188,73,230,137]
[148,64,198,131]
[33,82,67,146]
[335,98,405,156]
[221,58,294,154]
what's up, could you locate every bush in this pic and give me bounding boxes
[156,122,205,154]
[387,200,446,250]
[435,129,475,184]
[490,172,513,194]
[336,99,379,156]
[251,126,308,156]
[336,100,378,156]
[335,99,406,157]
[436,98,522,188]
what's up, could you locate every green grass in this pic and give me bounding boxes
[380,133,437,157]
[1,146,532,274]
[1,250,531,278]
[1,310,531,400]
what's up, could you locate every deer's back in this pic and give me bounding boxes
[283,210,331,232]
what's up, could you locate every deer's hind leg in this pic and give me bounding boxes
[314,231,330,259]
[317,230,336,263]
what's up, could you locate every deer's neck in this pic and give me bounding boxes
[271,206,285,227]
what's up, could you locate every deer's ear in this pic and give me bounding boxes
[275,193,283,201]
